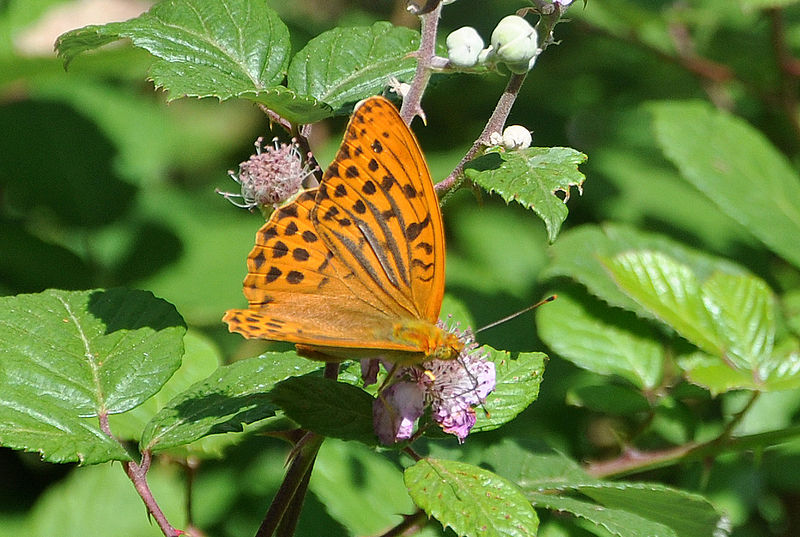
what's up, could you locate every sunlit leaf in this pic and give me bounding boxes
[465,147,586,243]
[56,0,292,104]
[287,21,419,112]
[0,289,185,463]
[406,458,539,537]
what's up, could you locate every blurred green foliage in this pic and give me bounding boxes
[3,0,800,536]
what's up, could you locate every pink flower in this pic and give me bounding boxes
[371,326,496,444]
[217,137,315,210]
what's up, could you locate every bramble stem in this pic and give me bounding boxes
[400,2,443,125]
[585,391,769,479]
[97,411,183,536]
[124,451,183,537]
[255,364,337,537]
[435,72,527,193]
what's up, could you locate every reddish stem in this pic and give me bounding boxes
[400,2,443,125]
[435,73,527,193]
[124,451,182,537]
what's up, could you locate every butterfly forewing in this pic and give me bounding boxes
[311,97,446,323]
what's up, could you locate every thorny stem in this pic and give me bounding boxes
[585,391,763,479]
[435,73,527,193]
[399,1,443,125]
[124,451,183,537]
[97,411,182,536]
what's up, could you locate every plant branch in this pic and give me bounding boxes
[378,509,429,537]
[435,73,527,194]
[124,451,183,537]
[97,412,183,536]
[585,391,780,479]
[255,432,325,537]
[400,1,443,124]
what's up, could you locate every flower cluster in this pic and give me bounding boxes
[446,15,539,74]
[217,137,315,211]
[370,324,496,444]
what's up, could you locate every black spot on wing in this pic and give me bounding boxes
[285,221,299,235]
[252,250,266,269]
[266,266,282,283]
[273,241,289,258]
[405,213,431,241]
[416,241,433,255]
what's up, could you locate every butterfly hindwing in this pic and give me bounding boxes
[224,190,419,352]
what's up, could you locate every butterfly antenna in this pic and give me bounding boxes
[475,295,557,334]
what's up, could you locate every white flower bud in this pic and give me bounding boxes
[501,125,532,150]
[446,26,485,68]
[491,15,539,74]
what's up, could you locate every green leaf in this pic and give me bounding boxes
[784,289,800,337]
[567,384,652,415]
[287,21,419,111]
[56,0,291,103]
[109,330,220,442]
[405,458,539,537]
[480,440,597,490]
[239,86,333,123]
[678,352,761,395]
[603,250,723,354]
[535,285,664,389]
[0,289,185,464]
[541,224,748,319]
[465,147,587,243]
[679,344,800,394]
[473,348,547,433]
[310,439,415,535]
[700,272,776,375]
[575,482,724,537]
[527,493,678,537]
[141,351,320,452]
[651,101,800,270]
[26,461,185,537]
[269,375,377,444]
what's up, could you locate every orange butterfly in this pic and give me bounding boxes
[224,96,463,364]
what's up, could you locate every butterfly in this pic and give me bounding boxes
[223,96,464,364]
